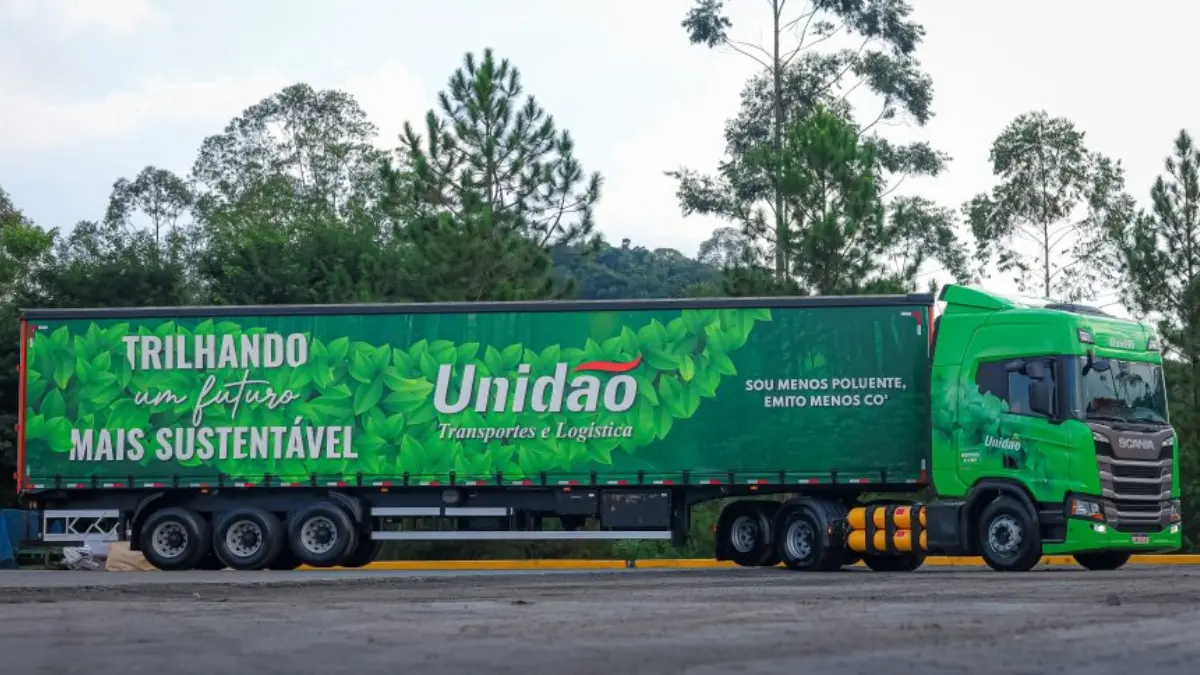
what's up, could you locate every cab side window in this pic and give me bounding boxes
[975,358,1056,417]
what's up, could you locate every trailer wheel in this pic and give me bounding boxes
[776,502,841,571]
[139,507,211,571]
[287,501,358,568]
[213,506,285,571]
[1073,551,1131,571]
[716,501,773,567]
[978,496,1042,572]
[340,538,382,568]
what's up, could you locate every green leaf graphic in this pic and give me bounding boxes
[22,308,770,482]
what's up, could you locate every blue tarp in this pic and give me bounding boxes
[0,509,39,569]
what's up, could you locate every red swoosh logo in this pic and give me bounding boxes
[573,354,643,373]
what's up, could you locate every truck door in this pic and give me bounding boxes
[960,355,1074,499]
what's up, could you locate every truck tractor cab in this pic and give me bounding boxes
[930,285,1182,570]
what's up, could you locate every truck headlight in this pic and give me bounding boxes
[1069,497,1105,521]
[1162,435,1175,447]
[1168,499,1182,523]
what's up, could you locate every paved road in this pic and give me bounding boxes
[2,566,1198,675]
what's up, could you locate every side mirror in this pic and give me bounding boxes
[1025,360,1048,380]
[1029,381,1054,417]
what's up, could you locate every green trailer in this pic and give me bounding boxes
[15,285,1183,572]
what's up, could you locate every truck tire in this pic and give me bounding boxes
[716,501,773,567]
[213,506,285,571]
[139,507,211,571]
[1073,551,1131,571]
[977,496,1042,572]
[775,502,842,571]
[340,538,382,568]
[287,501,358,568]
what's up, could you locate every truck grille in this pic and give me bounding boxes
[1092,428,1174,533]
[1104,499,1168,533]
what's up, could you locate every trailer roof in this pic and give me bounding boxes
[20,292,935,320]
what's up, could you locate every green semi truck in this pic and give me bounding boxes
[15,285,1182,571]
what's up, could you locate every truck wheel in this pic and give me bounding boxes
[716,502,773,567]
[213,506,285,571]
[776,503,841,571]
[287,501,358,568]
[340,538,382,568]
[978,496,1042,572]
[1074,551,1131,571]
[139,507,211,571]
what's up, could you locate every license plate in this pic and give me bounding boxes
[1132,534,1150,544]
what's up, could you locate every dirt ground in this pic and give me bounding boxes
[2,566,1199,675]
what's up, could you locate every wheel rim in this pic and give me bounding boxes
[225,519,264,559]
[987,515,1023,559]
[784,519,815,562]
[151,521,188,560]
[300,515,338,555]
[730,516,759,554]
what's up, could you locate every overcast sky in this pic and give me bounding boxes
[2,0,1197,303]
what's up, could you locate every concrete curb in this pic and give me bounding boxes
[305,554,1200,571]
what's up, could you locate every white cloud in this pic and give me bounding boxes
[0,58,430,154]
[0,69,293,153]
[337,60,431,150]
[0,0,165,36]
[596,58,754,256]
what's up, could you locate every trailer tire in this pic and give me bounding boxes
[287,501,358,568]
[716,501,773,567]
[1073,551,1131,571]
[776,502,841,571]
[139,507,211,571]
[978,496,1042,572]
[340,538,382,568]
[213,506,285,571]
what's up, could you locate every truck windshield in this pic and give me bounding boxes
[1077,357,1168,425]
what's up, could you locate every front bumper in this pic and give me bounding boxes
[1043,517,1183,555]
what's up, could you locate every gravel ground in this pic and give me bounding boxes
[1,566,1198,675]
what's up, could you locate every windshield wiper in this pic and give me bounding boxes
[1086,414,1131,425]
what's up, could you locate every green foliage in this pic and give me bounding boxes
[22,309,769,484]
[397,48,601,248]
[191,83,385,222]
[728,106,964,295]
[965,111,1134,301]
[553,238,721,300]
[672,0,952,286]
